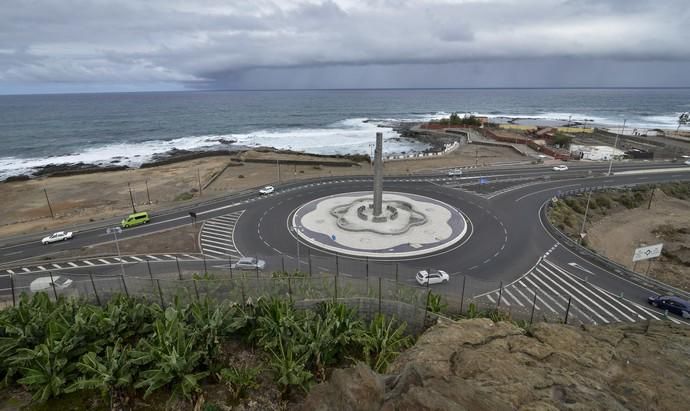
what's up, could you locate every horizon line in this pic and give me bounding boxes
[2,86,690,97]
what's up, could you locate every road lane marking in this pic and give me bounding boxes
[130,256,144,262]
[146,255,161,261]
[37,265,47,271]
[83,260,95,266]
[68,262,79,267]
[98,259,110,264]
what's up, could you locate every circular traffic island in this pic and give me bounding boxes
[291,191,468,259]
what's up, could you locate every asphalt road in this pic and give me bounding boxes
[2,160,690,324]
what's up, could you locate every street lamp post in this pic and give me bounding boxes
[579,190,593,244]
[607,119,626,176]
[107,227,125,277]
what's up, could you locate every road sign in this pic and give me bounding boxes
[479,177,489,185]
[632,243,663,262]
[331,234,336,241]
[106,227,122,235]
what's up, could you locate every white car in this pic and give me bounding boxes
[231,257,267,270]
[259,185,275,195]
[684,159,690,165]
[41,231,73,245]
[552,165,569,171]
[447,168,463,176]
[30,276,73,293]
[416,270,450,286]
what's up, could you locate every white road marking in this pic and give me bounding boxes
[129,256,144,262]
[146,255,162,261]
[83,260,95,266]
[37,265,47,271]
[68,262,79,267]
[98,259,111,264]
[51,264,62,269]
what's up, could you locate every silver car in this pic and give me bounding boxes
[231,257,267,270]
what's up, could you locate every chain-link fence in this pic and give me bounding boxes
[0,252,588,328]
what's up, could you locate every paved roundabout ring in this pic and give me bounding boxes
[290,191,469,259]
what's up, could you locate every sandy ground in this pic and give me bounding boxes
[0,144,525,238]
[41,224,200,261]
[587,190,690,291]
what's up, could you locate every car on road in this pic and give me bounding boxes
[121,211,150,228]
[416,269,449,286]
[447,168,463,176]
[684,159,690,165]
[41,231,73,245]
[259,185,275,195]
[231,257,267,270]
[647,295,690,318]
[30,276,73,293]
[552,165,569,171]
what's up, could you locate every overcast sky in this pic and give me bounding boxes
[1,0,689,94]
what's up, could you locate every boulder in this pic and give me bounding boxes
[298,318,690,411]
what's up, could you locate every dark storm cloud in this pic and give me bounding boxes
[0,0,688,92]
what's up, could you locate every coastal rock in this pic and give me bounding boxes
[298,318,690,411]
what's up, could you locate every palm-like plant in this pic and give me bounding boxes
[250,298,299,351]
[268,336,312,397]
[67,341,133,409]
[130,308,208,400]
[217,365,261,401]
[359,314,413,373]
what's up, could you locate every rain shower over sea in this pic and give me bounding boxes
[1,88,689,180]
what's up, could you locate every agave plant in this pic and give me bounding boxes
[359,314,413,373]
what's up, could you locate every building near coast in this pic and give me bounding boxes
[569,144,625,161]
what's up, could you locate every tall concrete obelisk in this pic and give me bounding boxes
[373,132,384,216]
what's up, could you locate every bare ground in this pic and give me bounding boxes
[587,189,690,291]
[0,144,526,238]
[37,224,200,262]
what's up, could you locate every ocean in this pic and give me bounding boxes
[1,88,689,179]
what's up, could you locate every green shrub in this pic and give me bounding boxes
[218,365,261,401]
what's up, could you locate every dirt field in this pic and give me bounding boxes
[0,144,526,238]
[586,189,690,291]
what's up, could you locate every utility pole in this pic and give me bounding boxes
[579,190,593,245]
[145,179,151,204]
[127,182,137,213]
[647,185,656,210]
[475,149,479,166]
[607,119,625,176]
[197,169,202,196]
[43,188,55,219]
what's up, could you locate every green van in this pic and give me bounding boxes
[121,211,150,228]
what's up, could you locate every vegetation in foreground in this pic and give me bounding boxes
[0,293,413,410]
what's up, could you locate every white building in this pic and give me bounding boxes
[570,144,626,161]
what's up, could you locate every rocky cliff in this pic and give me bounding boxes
[300,318,690,411]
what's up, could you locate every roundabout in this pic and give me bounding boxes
[291,191,468,258]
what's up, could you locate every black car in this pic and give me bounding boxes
[647,295,690,319]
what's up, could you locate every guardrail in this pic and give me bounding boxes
[540,188,690,300]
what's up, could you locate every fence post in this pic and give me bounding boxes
[336,254,339,276]
[202,253,208,274]
[395,263,399,283]
[241,276,246,305]
[281,255,285,273]
[256,255,260,278]
[176,256,182,281]
[378,277,382,316]
[529,291,537,325]
[460,275,466,315]
[146,255,152,278]
[193,279,200,301]
[308,248,312,276]
[156,279,165,307]
[288,275,293,303]
[121,274,129,297]
[89,273,101,306]
[424,289,432,326]
[48,271,58,301]
[10,274,16,307]
[334,274,338,302]
[564,296,572,324]
[496,281,503,309]
[229,254,233,279]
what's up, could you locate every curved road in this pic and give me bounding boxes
[1,161,689,323]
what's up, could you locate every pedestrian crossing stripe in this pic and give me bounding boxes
[477,258,678,325]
